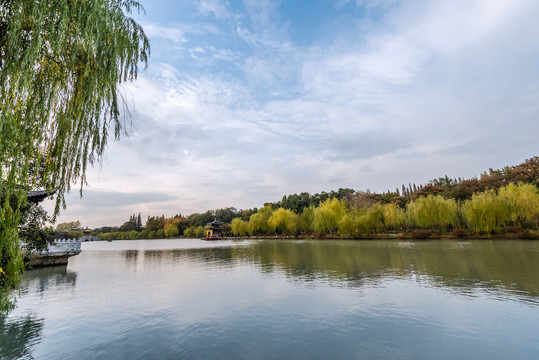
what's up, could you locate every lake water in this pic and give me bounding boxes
[1,239,539,359]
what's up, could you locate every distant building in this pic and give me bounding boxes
[204,220,223,239]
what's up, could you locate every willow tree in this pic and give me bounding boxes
[0,0,150,308]
[268,208,297,235]
[231,217,248,236]
[462,190,510,235]
[313,198,346,234]
[498,183,539,229]
[407,195,457,232]
[248,206,273,235]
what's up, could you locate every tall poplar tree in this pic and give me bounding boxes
[0,0,150,308]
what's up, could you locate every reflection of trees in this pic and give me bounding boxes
[128,247,236,266]
[126,240,539,301]
[124,250,139,271]
[240,240,539,300]
[20,266,77,296]
[0,314,44,359]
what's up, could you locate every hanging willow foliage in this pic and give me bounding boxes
[0,0,150,308]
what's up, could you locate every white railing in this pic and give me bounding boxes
[48,238,82,253]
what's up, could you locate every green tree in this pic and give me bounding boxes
[297,205,315,233]
[407,195,457,231]
[337,211,356,236]
[146,216,165,232]
[231,218,248,236]
[138,229,150,239]
[55,221,82,232]
[313,198,346,234]
[462,190,510,235]
[195,226,205,238]
[498,183,539,229]
[268,208,297,235]
[365,204,386,233]
[18,204,55,252]
[164,223,179,238]
[0,0,150,306]
[183,227,194,238]
[248,206,273,235]
[383,203,405,231]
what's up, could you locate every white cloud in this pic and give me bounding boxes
[196,0,231,20]
[51,0,539,228]
[143,24,188,44]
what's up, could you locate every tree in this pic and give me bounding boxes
[268,208,297,235]
[407,195,457,231]
[195,226,205,238]
[231,218,248,236]
[164,223,179,238]
[383,203,405,231]
[18,204,55,252]
[137,213,142,230]
[183,227,194,238]
[248,206,273,235]
[55,220,82,232]
[337,211,357,236]
[313,198,346,234]
[146,216,165,232]
[0,0,150,307]
[297,205,315,233]
[462,190,510,235]
[214,207,241,223]
[498,183,539,229]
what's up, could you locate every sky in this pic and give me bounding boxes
[46,0,539,228]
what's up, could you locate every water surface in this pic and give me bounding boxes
[2,239,538,359]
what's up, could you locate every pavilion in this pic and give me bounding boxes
[204,220,224,239]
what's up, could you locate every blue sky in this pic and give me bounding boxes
[47,0,539,228]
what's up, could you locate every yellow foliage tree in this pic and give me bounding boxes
[407,195,457,232]
[268,208,298,235]
[313,198,346,234]
[462,190,510,235]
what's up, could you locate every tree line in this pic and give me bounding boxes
[91,157,538,240]
[228,182,538,238]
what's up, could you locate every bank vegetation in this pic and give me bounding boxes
[91,157,539,240]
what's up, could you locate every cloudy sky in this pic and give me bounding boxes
[46,0,539,228]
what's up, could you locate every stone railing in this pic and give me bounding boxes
[47,235,101,253]
[47,238,82,253]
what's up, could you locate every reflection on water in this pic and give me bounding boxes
[246,240,539,303]
[0,314,44,360]
[1,266,75,359]
[19,265,78,296]
[118,240,539,303]
[1,239,538,359]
